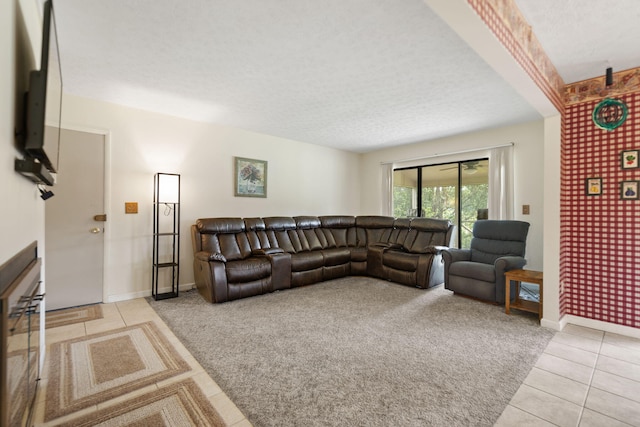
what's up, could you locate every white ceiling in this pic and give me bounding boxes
[51,0,640,153]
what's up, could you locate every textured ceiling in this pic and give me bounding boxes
[51,0,640,153]
[513,0,640,84]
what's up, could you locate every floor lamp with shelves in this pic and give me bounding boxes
[152,172,180,300]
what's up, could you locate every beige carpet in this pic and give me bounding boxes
[55,378,226,427]
[45,321,192,422]
[14,304,103,333]
[149,279,555,426]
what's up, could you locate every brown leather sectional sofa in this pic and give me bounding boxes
[191,215,455,303]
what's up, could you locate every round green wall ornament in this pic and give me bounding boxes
[592,98,628,131]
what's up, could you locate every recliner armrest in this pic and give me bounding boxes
[494,256,527,274]
[195,251,227,263]
[442,248,471,263]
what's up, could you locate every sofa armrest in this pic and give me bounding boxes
[252,248,285,256]
[193,253,228,303]
[410,246,449,254]
[370,242,403,250]
[195,251,227,263]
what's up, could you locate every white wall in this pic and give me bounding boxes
[61,94,361,301]
[1,0,45,266]
[360,120,545,271]
[542,115,561,328]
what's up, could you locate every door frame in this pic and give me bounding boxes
[55,123,111,305]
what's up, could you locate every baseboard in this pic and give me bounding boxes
[540,317,562,331]
[561,314,640,339]
[105,283,196,303]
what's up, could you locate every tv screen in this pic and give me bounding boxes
[23,0,62,174]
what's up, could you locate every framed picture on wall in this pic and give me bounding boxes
[621,150,639,169]
[234,157,268,198]
[585,177,602,196]
[620,180,639,200]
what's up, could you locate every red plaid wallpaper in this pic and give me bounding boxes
[561,92,640,328]
[468,0,639,328]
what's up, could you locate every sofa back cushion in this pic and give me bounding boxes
[319,216,357,248]
[355,216,395,247]
[294,216,326,251]
[470,220,529,264]
[264,217,299,253]
[388,218,411,246]
[404,218,452,253]
[196,218,250,261]
[244,217,272,252]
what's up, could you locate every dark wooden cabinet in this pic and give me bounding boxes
[0,241,43,427]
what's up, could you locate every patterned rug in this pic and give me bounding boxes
[7,349,37,426]
[45,321,191,421]
[14,304,103,333]
[54,378,226,427]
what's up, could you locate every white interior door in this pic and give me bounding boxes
[45,128,105,311]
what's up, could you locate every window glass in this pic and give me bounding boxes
[392,159,488,248]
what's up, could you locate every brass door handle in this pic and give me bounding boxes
[90,227,102,234]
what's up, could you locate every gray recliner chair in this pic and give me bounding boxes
[442,220,530,304]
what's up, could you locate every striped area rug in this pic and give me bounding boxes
[44,321,198,422]
[14,304,103,333]
[59,378,225,427]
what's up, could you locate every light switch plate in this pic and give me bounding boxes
[522,204,530,215]
[125,202,138,214]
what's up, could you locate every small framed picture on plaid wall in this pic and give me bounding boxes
[620,180,639,200]
[621,150,639,169]
[585,177,602,196]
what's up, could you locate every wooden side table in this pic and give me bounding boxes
[504,269,543,321]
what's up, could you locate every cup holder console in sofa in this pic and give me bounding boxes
[192,215,455,303]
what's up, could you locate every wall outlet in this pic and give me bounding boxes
[125,202,138,214]
[522,204,530,215]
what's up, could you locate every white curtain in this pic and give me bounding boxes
[488,145,514,220]
[380,163,393,216]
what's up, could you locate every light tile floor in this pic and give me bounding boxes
[495,324,640,427]
[33,297,640,427]
[33,298,252,427]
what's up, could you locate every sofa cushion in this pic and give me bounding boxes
[322,248,351,267]
[383,251,419,272]
[319,215,356,228]
[197,217,245,234]
[225,258,271,283]
[291,251,324,271]
[448,261,495,282]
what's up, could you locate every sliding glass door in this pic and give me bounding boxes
[393,159,488,248]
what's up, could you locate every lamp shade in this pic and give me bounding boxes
[156,173,180,203]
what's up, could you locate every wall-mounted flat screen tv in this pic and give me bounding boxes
[23,0,62,174]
